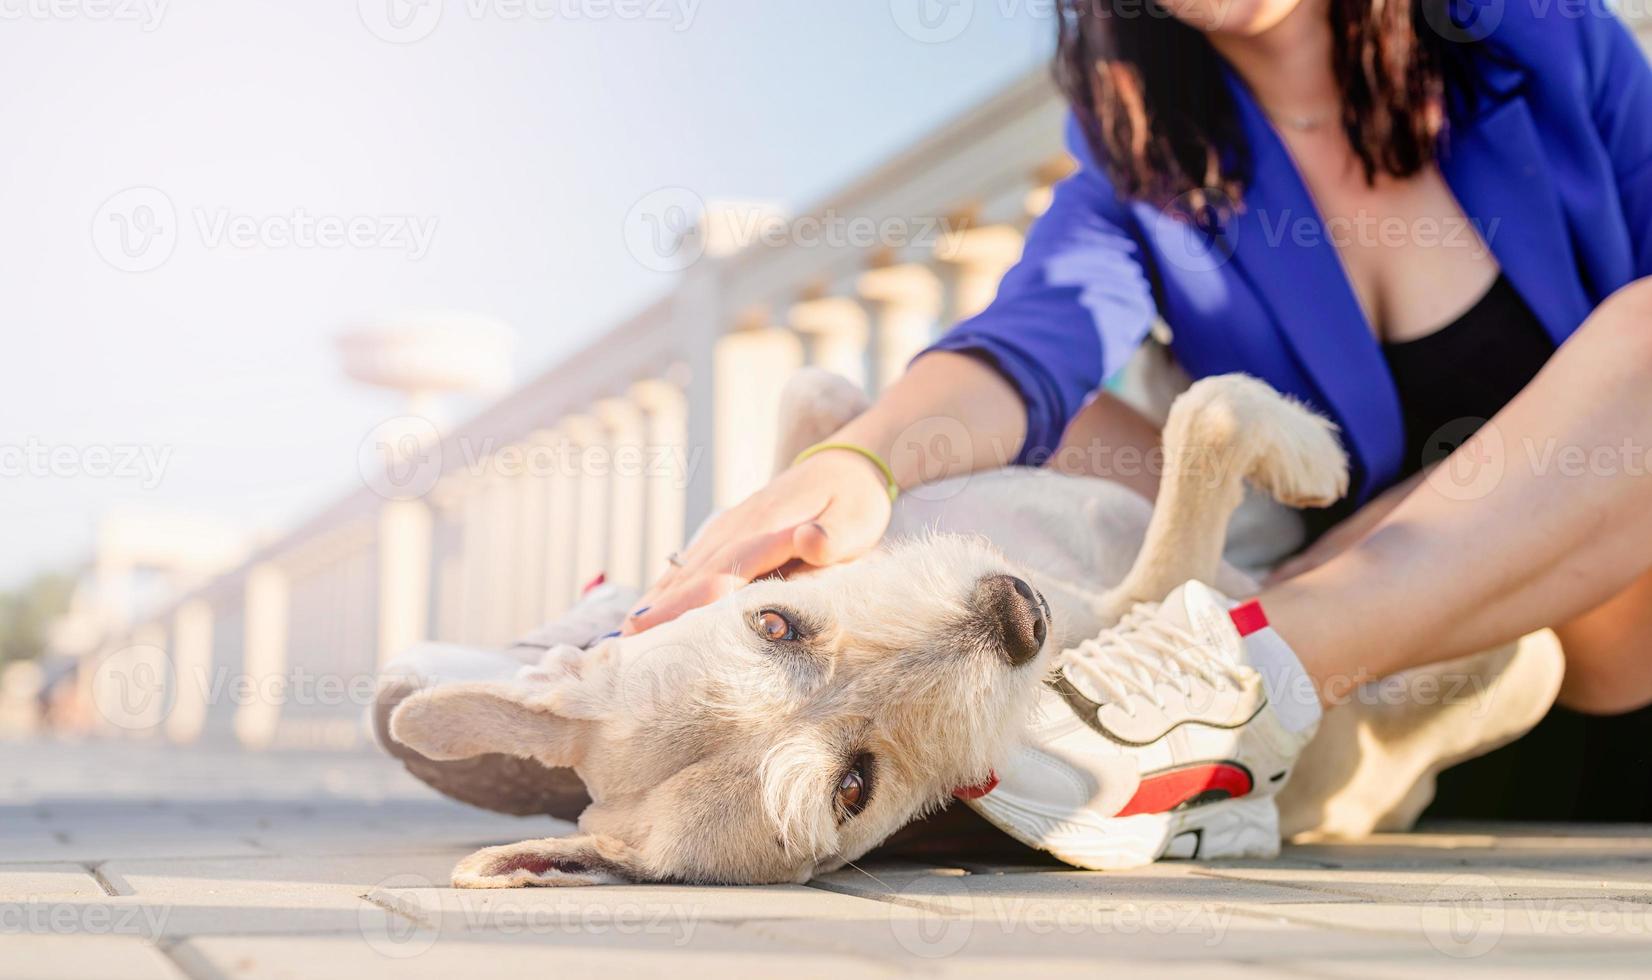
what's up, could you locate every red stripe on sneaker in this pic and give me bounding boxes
[1228,599,1269,638]
[1116,762,1254,817]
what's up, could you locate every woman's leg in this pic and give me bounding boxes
[1554,568,1652,714]
[1262,278,1652,711]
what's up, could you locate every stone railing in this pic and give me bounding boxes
[75,67,1073,748]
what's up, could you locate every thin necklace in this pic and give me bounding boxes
[1265,106,1338,133]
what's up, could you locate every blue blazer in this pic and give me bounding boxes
[931,5,1652,504]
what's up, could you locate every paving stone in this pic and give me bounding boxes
[0,897,175,940]
[1,828,271,863]
[364,880,894,937]
[1288,827,1652,869]
[1287,946,1652,978]
[1430,821,1652,843]
[1194,863,1652,902]
[105,852,470,891]
[83,853,470,938]
[0,838,74,866]
[773,862,1435,963]
[0,934,181,980]
[1,804,272,862]
[0,863,106,899]
[926,960,1286,979]
[734,897,1436,964]
[244,812,560,857]
[812,859,1360,911]
[173,926,905,979]
[1244,897,1652,953]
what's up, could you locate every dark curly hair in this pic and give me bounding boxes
[1054,0,1476,210]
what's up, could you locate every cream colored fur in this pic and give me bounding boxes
[390,368,1362,886]
[1279,631,1564,838]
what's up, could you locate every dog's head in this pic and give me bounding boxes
[390,534,1054,886]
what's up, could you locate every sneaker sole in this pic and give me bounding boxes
[978,794,1281,871]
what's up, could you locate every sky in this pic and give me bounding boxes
[0,0,1053,588]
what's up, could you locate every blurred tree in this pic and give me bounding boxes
[0,572,74,664]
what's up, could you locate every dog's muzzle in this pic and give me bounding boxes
[974,575,1048,667]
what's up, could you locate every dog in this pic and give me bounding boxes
[384,370,1354,886]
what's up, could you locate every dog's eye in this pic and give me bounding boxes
[835,753,874,820]
[756,610,797,642]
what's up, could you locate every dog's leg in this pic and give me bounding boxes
[772,367,870,477]
[1103,375,1348,617]
[1280,629,1565,838]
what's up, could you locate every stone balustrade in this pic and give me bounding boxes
[74,68,1070,748]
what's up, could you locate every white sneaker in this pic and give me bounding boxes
[965,580,1322,869]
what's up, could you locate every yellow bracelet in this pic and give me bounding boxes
[792,442,899,503]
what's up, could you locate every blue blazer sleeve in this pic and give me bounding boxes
[924,115,1157,464]
[1583,6,1652,276]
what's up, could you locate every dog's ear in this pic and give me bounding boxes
[452,834,642,888]
[388,681,590,767]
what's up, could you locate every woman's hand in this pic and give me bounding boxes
[621,351,1028,634]
[622,449,894,633]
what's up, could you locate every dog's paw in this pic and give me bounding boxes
[1255,404,1349,508]
[452,836,636,888]
[1170,375,1350,509]
[786,366,869,423]
[776,367,870,463]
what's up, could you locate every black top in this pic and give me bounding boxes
[1381,274,1555,478]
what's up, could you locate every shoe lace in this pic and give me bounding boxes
[1061,601,1249,710]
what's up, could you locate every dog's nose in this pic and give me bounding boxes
[975,574,1047,667]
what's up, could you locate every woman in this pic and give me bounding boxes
[625,0,1652,856]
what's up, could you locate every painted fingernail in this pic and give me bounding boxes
[599,630,622,640]
[810,522,827,536]
[630,606,650,617]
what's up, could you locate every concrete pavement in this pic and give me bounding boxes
[3,738,1650,978]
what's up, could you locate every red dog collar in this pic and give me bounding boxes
[952,771,998,799]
